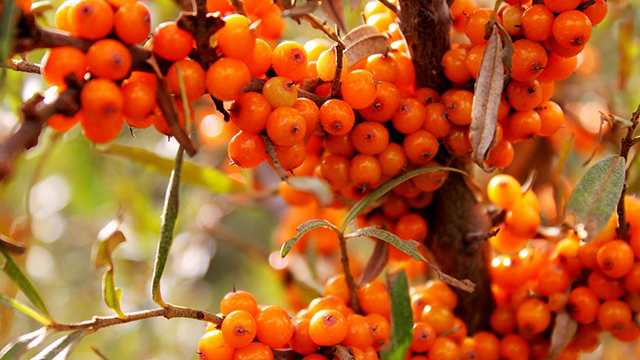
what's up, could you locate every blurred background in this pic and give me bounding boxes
[1,0,640,359]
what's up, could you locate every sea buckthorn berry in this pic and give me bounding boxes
[471,332,500,360]
[293,98,320,136]
[377,143,407,177]
[624,262,640,293]
[253,6,285,41]
[67,0,114,40]
[487,174,522,210]
[206,58,251,101]
[86,39,132,81]
[538,53,578,82]
[304,38,331,61]
[508,111,541,140]
[521,5,553,42]
[422,304,454,334]
[198,330,234,360]
[403,130,439,165]
[445,125,471,156]
[598,300,632,331]
[262,77,298,108]
[365,53,398,83]
[324,133,355,157]
[588,270,626,300]
[535,264,570,296]
[79,110,123,144]
[81,78,123,121]
[366,313,390,350]
[445,90,474,126]
[612,321,640,343]
[152,101,191,136]
[47,113,80,132]
[465,44,485,79]
[442,47,472,84]
[274,142,307,171]
[167,59,206,102]
[358,281,391,316]
[342,314,374,349]
[321,155,351,190]
[247,39,273,76]
[308,296,349,317]
[55,1,72,31]
[350,154,382,188]
[411,322,436,353]
[392,98,427,134]
[552,11,593,49]
[221,290,258,316]
[267,107,306,146]
[232,342,273,360]
[582,0,608,26]
[536,101,564,137]
[545,0,580,13]
[360,82,402,123]
[502,5,524,37]
[389,52,416,89]
[506,80,543,112]
[396,213,428,241]
[341,70,378,110]
[511,39,548,82]
[272,41,308,81]
[414,87,440,105]
[153,22,194,61]
[352,122,390,155]
[423,103,452,139]
[41,47,87,88]
[568,286,599,324]
[489,226,527,254]
[465,9,492,45]
[413,162,449,192]
[490,305,516,335]
[302,356,329,360]
[290,319,319,355]
[316,46,349,82]
[230,92,272,134]
[114,2,151,45]
[500,334,529,360]
[505,204,540,237]
[366,11,395,32]
[597,240,635,278]
[517,299,551,334]
[429,337,461,360]
[215,15,256,63]
[221,310,257,348]
[485,140,515,169]
[122,81,156,122]
[308,309,348,346]
[381,193,409,219]
[228,131,266,168]
[324,274,350,304]
[320,99,355,135]
[255,305,294,348]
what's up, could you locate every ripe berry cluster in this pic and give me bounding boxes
[487,175,640,359]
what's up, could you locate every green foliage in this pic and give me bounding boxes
[380,271,412,360]
[280,219,339,257]
[92,215,127,319]
[0,328,49,360]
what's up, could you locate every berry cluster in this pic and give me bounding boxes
[486,175,640,359]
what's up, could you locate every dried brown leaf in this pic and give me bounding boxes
[343,25,390,66]
[321,0,347,33]
[470,24,504,172]
[545,310,578,360]
[359,240,389,285]
[282,0,320,19]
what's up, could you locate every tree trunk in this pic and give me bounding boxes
[397,0,495,333]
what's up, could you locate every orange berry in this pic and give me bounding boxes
[365,53,398,83]
[490,305,517,335]
[342,314,374,349]
[485,140,515,169]
[255,305,294,349]
[41,46,87,88]
[429,337,461,360]
[206,58,251,101]
[442,47,472,84]
[341,70,378,109]
[360,82,402,123]
[321,155,351,190]
[552,11,592,49]
[262,77,298,108]
[506,80,542,112]
[81,78,123,121]
[403,130,439,165]
[536,101,564,137]
[517,299,551,334]
[487,174,522,209]
[507,111,541,140]
[423,102,452,139]
[55,1,72,31]
[358,281,390,317]
[67,0,114,40]
[198,330,234,360]
[121,81,156,122]
[272,41,308,81]
[465,9,492,45]
[588,270,626,300]
[215,15,256,63]
[47,112,80,133]
[152,22,194,61]
[501,5,524,37]
[582,0,608,26]
[393,98,426,134]
[366,313,390,351]
[316,46,349,82]
[444,125,471,156]
[230,92,272,134]
[598,300,632,331]
[220,290,258,316]
[521,5,553,42]
[114,2,151,45]
[499,334,529,360]
[350,154,382,188]
[267,107,306,146]
[228,131,266,168]
[290,318,319,355]
[377,143,408,178]
[471,332,500,360]
[320,99,355,135]
[568,286,599,324]
[221,310,257,348]
[247,39,273,76]
[535,264,570,296]
[511,39,548,82]
[411,322,436,353]
[597,240,635,278]
[293,98,320,136]
[167,59,206,102]
[232,342,272,360]
[309,309,348,346]
[351,122,390,155]
[445,90,474,126]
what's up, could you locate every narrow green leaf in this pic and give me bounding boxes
[99,145,243,194]
[0,328,50,360]
[280,219,338,257]
[151,147,184,305]
[381,270,412,360]
[345,227,474,293]
[288,177,333,207]
[0,246,51,323]
[30,331,85,360]
[565,155,626,242]
[0,293,50,325]
[340,167,467,233]
[92,214,127,319]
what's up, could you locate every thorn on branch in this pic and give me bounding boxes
[465,228,500,243]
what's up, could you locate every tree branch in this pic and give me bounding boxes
[3,59,41,74]
[51,304,222,333]
[617,104,640,241]
[338,233,361,314]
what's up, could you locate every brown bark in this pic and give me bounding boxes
[398,0,495,332]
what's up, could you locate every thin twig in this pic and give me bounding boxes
[577,0,596,11]
[92,347,110,360]
[331,44,344,98]
[616,104,640,241]
[51,304,223,333]
[465,228,499,243]
[261,133,290,181]
[338,233,361,314]
[4,59,41,74]
[378,0,398,14]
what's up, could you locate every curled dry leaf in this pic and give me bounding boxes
[343,25,390,66]
[545,310,578,360]
[0,233,26,255]
[321,0,347,33]
[470,23,505,172]
[359,240,390,285]
[282,0,320,19]
[332,344,355,360]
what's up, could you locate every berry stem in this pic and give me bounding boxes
[331,44,344,99]
[616,103,640,241]
[50,303,223,333]
[2,58,41,74]
[261,133,290,181]
[338,232,362,314]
